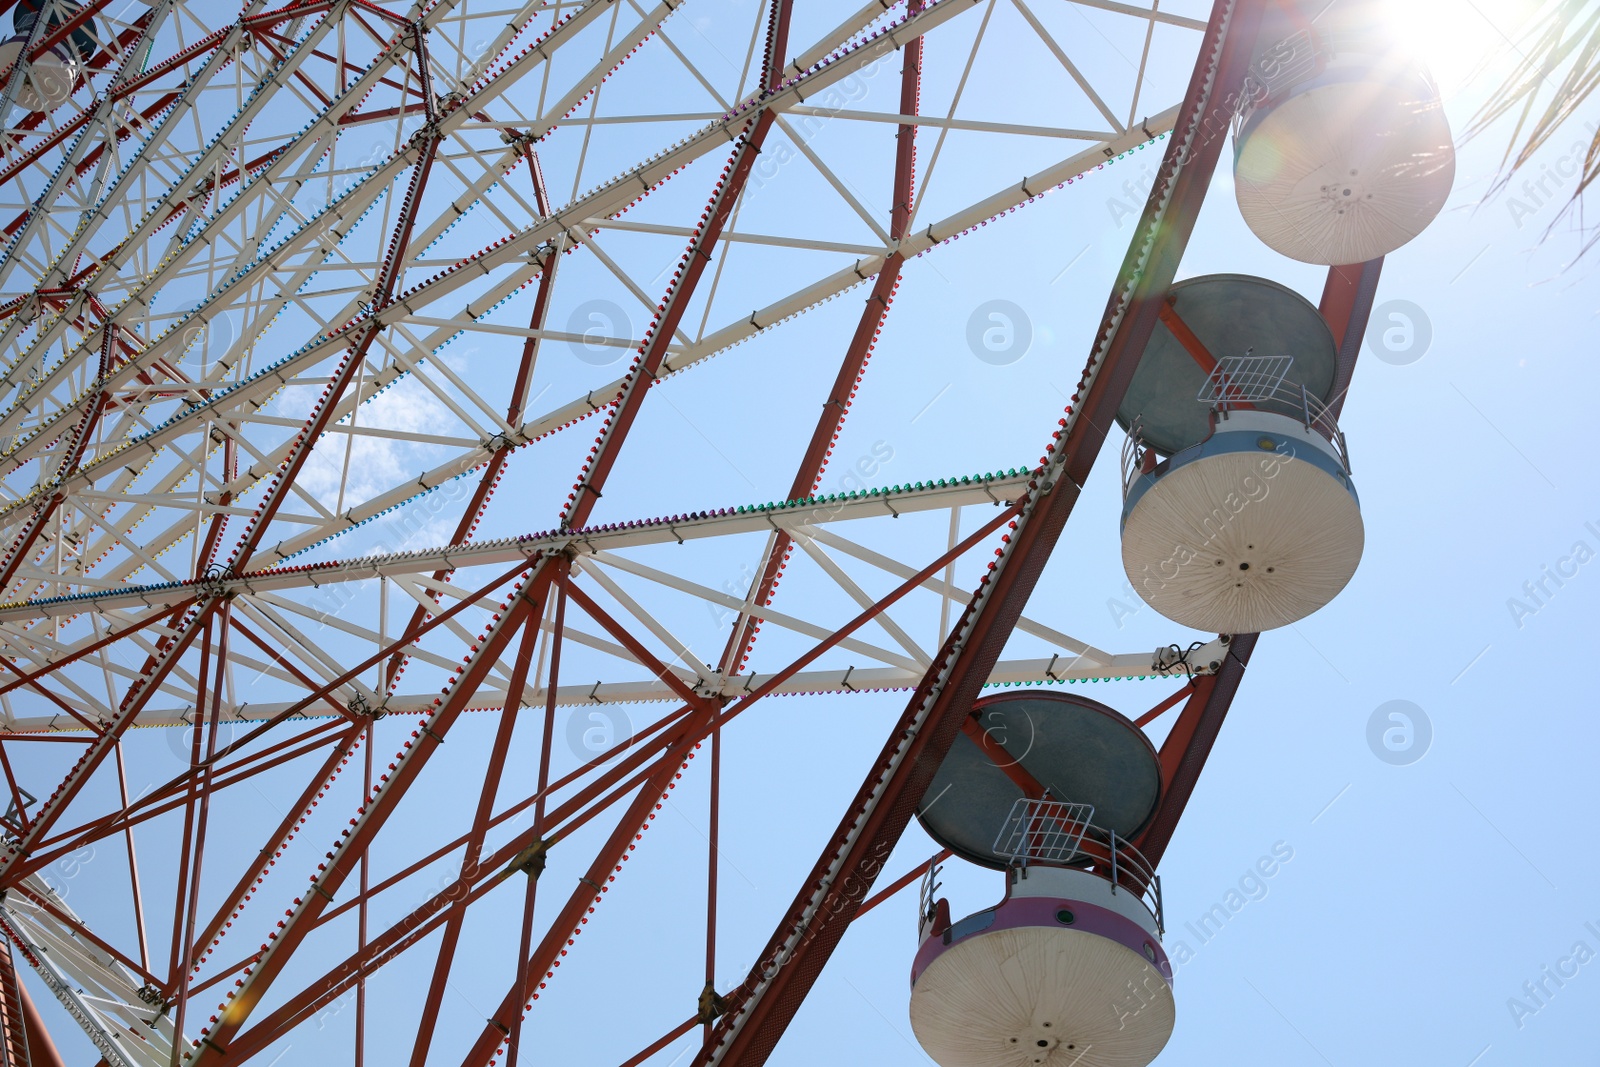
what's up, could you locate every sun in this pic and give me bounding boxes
[1376,0,1542,97]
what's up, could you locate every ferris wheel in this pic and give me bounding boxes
[0,0,1455,1064]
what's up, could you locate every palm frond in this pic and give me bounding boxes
[1468,0,1600,248]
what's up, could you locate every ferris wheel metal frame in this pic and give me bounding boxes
[0,0,1390,1063]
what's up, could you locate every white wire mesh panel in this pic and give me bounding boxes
[991,798,1094,865]
[1198,353,1295,404]
[919,854,944,923]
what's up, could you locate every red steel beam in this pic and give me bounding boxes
[355,721,372,1067]
[505,584,565,1067]
[181,722,366,986]
[0,928,35,1067]
[718,7,923,677]
[960,714,1050,798]
[202,37,800,1049]
[560,580,717,712]
[0,648,105,733]
[14,720,351,875]
[1133,684,1193,728]
[225,617,359,721]
[166,612,220,1051]
[702,716,721,1039]
[559,109,770,528]
[854,849,950,922]
[1319,258,1384,417]
[695,3,1271,1062]
[188,571,550,1063]
[175,610,233,981]
[206,482,1015,1064]
[560,0,792,534]
[620,1017,699,1067]
[384,150,556,691]
[1136,636,1255,866]
[1156,298,1217,373]
[406,612,540,1067]
[17,975,65,1067]
[1,914,67,1067]
[0,139,444,888]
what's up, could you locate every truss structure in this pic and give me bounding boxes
[0,0,1386,1063]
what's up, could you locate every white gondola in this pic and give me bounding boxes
[1232,9,1455,264]
[1120,355,1363,634]
[911,800,1173,1067]
[1,0,98,112]
[0,36,80,112]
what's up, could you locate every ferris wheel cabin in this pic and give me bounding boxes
[1231,0,1457,265]
[0,0,100,113]
[910,693,1173,1067]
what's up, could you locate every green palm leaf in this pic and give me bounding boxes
[1469,0,1600,246]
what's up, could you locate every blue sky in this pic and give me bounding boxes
[19,1,1600,1065]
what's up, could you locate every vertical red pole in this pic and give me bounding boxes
[702,716,721,1037]
[505,580,564,1067]
[170,604,229,1066]
[355,720,371,1067]
[164,615,213,994]
[408,613,540,1067]
[113,742,152,973]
